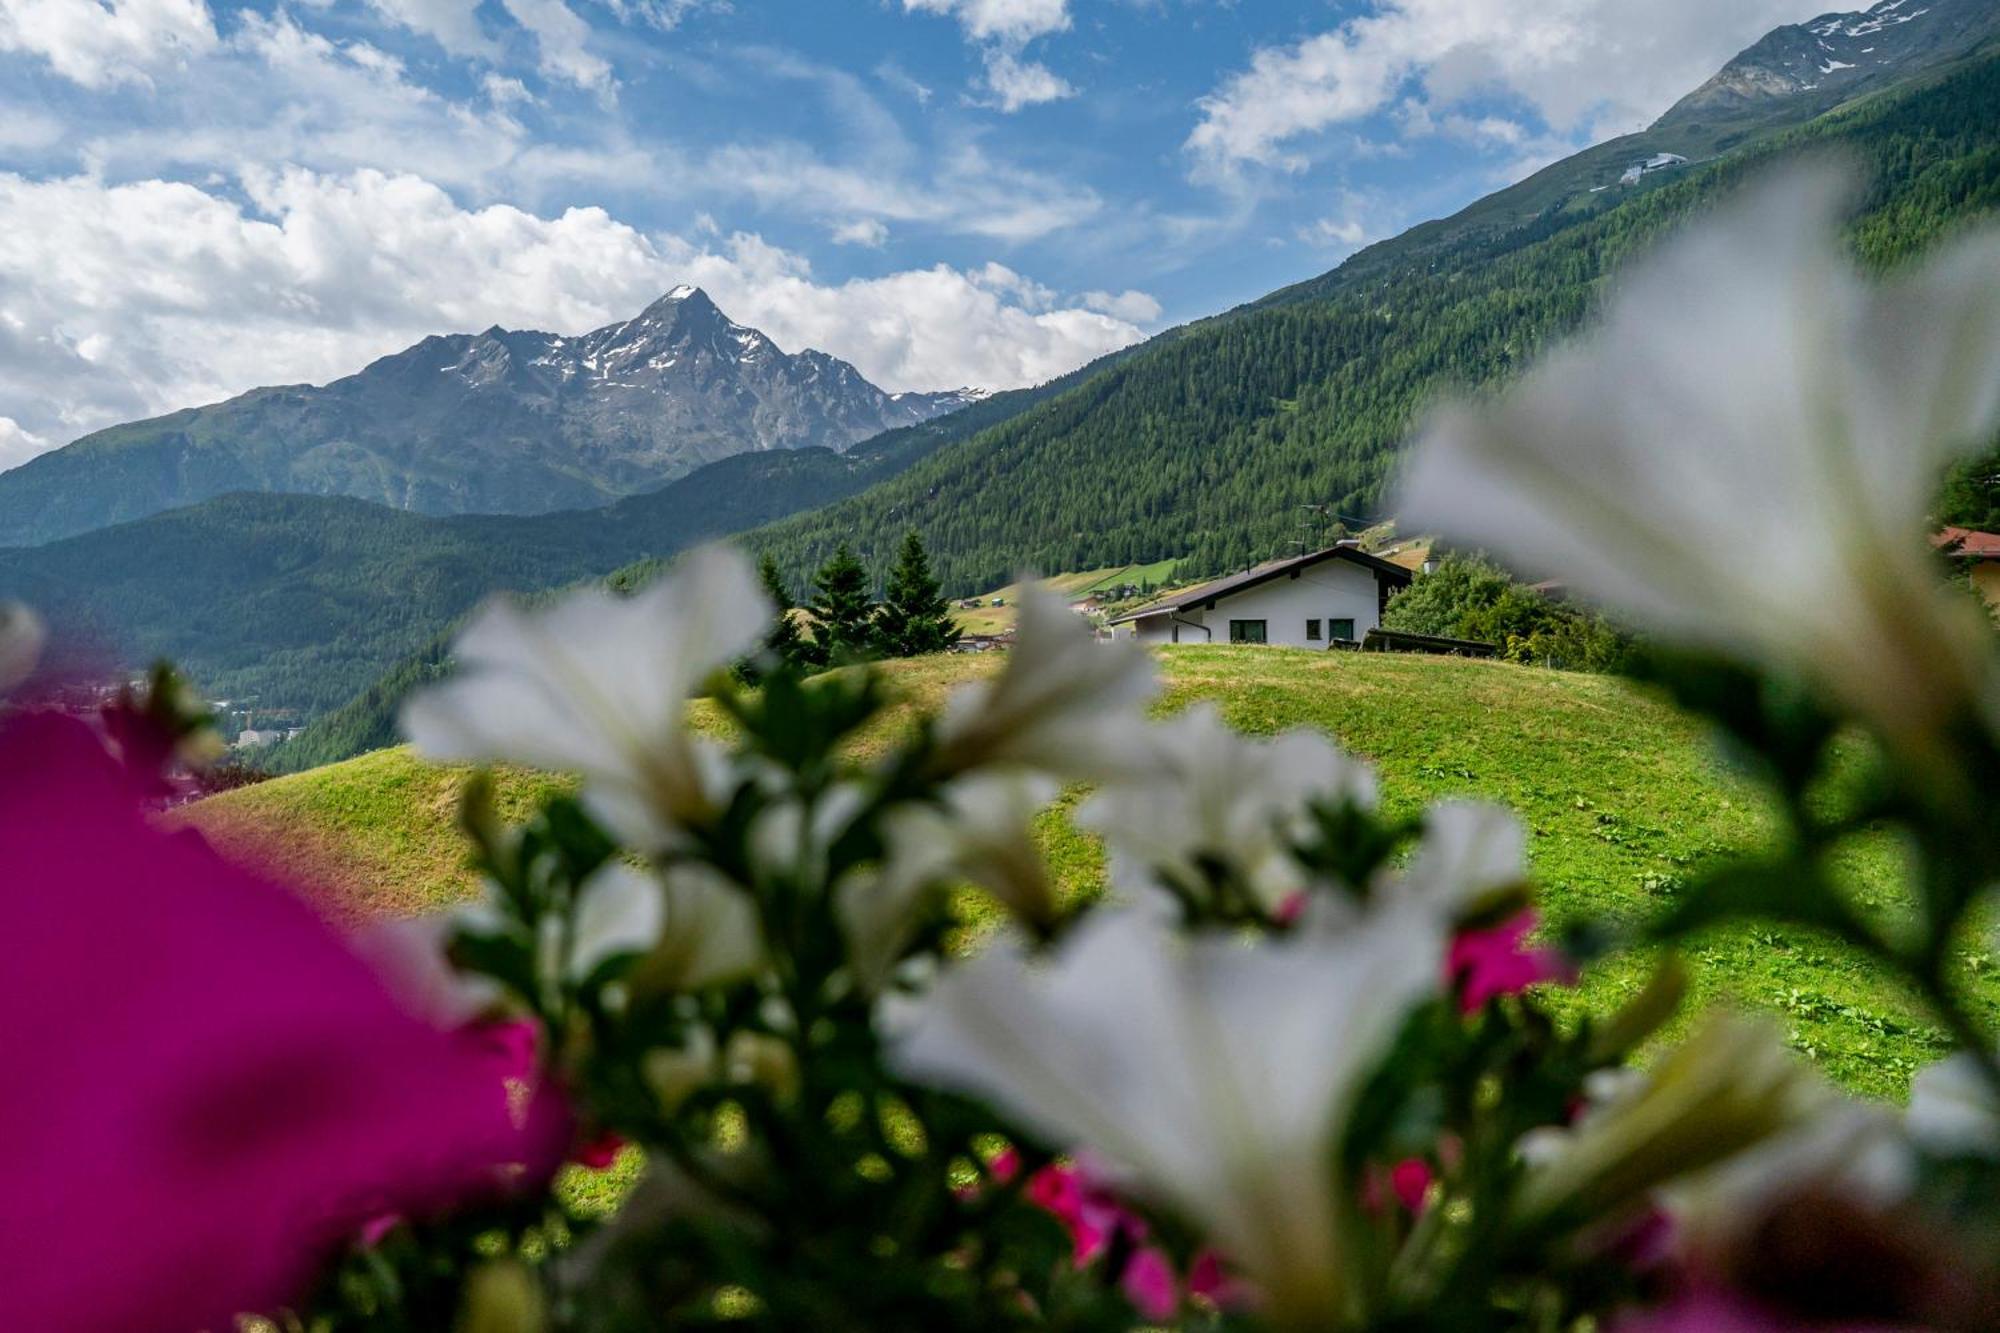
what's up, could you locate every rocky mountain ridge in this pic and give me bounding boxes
[0,286,982,547]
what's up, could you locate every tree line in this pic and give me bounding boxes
[746,530,961,678]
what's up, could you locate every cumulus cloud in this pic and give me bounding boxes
[980,49,1073,112]
[0,417,46,472]
[1187,0,1825,176]
[0,168,1146,462]
[902,0,1069,45]
[0,0,217,87]
[496,0,611,90]
[831,218,889,246]
[359,0,493,59]
[1080,289,1162,323]
[1300,216,1367,247]
[903,0,1076,111]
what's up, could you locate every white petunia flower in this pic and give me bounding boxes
[1908,1051,2000,1157]
[0,602,44,696]
[567,861,668,982]
[401,546,770,848]
[1397,166,2000,758]
[890,904,1445,1328]
[1391,800,1528,921]
[932,581,1157,782]
[1512,1015,1833,1228]
[1078,703,1375,918]
[840,773,1062,991]
[634,863,766,993]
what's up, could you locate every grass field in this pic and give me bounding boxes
[951,561,1185,634]
[183,647,1988,1100]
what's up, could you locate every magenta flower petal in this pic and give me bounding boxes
[1447,909,1577,1013]
[1120,1246,1179,1321]
[0,713,570,1333]
[1390,1158,1434,1213]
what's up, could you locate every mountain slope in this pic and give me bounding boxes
[725,42,2000,597]
[1660,0,2000,129]
[0,287,981,546]
[2,440,924,717]
[1259,0,2000,312]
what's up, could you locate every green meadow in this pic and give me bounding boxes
[184,647,1986,1101]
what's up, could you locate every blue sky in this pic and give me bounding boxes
[0,0,1832,466]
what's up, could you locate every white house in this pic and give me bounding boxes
[1108,543,1413,648]
[1620,152,1689,186]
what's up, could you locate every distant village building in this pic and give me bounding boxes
[1620,152,1689,186]
[1107,543,1412,648]
[1934,526,2000,609]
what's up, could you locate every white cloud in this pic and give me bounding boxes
[980,49,1074,112]
[702,139,1100,243]
[360,0,493,58]
[482,71,533,103]
[875,59,934,105]
[0,167,1145,463]
[903,0,1069,44]
[0,416,46,472]
[1300,216,1366,247]
[1187,0,1827,176]
[0,0,217,88]
[831,218,889,246]
[1081,288,1162,323]
[496,0,612,90]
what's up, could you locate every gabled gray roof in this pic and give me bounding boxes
[1107,543,1412,626]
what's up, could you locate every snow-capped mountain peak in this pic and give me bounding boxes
[1655,0,1992,128]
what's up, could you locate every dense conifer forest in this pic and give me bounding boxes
[723,56,2000,596]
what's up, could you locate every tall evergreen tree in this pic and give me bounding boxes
[748,553,814,676]
[808,544,877,663]
[874,530,961,658]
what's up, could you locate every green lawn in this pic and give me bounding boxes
[184,647,1979,1099]
[951,561,1187,635]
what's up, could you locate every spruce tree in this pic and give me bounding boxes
[874,530,961,658]
[807,544,877,663]
[753,553,813,675]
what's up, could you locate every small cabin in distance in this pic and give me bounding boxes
[1107,543,1413,648]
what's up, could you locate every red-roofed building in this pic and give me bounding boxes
[1933,527,2000,608]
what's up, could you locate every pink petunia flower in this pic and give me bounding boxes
[0,712,571,1332]
[1447,909,1577,1013]
[1120,1246,1179,1321]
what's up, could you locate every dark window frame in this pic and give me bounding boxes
[1228,619,1268,644]
[1329,617,1356,642]
[1306,619,1323,641]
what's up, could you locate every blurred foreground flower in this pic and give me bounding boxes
[1513,1016,1829,1230]
[402,546,769,848]
[0,713,569,1332]
[931,582,1157,782]
[1398,166,2000,759]
[1079,702,1374,920]
[0,601,43,694]
[891,905,1444,1328]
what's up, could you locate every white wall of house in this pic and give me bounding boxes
[1124,559,1387,648]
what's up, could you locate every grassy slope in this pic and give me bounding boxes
[951,561,1187,634]
[184,650,1976,1099]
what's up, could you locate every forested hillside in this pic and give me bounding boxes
[726,55,2000,596]
[4,444,916,715]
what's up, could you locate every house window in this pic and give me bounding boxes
[1329,618,1356,642]
[1306,619,1323,641]
[1228,619,1268,644]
